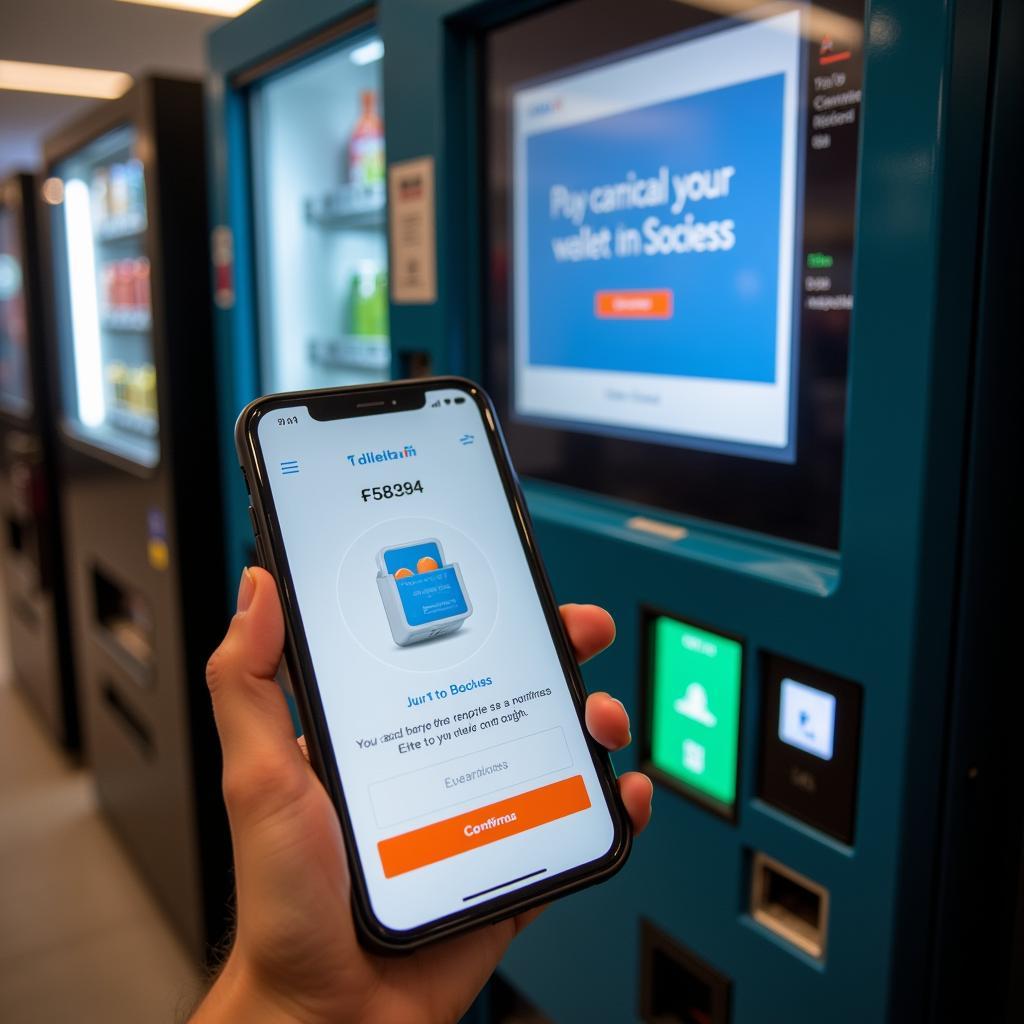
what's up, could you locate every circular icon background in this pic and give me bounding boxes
[336,515,498,674]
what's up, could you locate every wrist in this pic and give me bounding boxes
[190,953,317,1024]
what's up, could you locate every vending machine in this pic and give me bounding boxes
[209,0,1021,1020]
[207,1,392,587]
[44,78,231,959]
[0,173,78,751]
[390,0,1021,1021]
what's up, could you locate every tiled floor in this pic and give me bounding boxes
[0,586,203,1023]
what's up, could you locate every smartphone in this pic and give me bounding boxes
[236,377,631,951]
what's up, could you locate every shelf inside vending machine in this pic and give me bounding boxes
[308,334,389,371]
[305,181,385,230]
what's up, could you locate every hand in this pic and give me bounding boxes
[193,567,652,1024]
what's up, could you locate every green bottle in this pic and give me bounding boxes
[347,261,388,338]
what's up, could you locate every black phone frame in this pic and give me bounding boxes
[235,375,632,953]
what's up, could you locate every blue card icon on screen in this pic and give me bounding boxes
[280,459,300,475]
[375,538,473,646]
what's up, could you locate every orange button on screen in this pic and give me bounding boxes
[595,289,673,319]
[377,774,592,878]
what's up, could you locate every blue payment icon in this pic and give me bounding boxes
[375,538,473,646]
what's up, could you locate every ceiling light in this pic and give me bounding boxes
[63,179,106,429]
[41,178,65,206]
[0,60,132,99]
[114,0,262,15]
[350,39,385,66]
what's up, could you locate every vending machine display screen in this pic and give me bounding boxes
[486,0,866,547]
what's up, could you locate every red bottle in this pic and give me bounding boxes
[347,90,385,186]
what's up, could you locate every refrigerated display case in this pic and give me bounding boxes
[49,124,157,466]
[44,78,230,961]
[208,5,397,590]
[0,188,33,415]
[0,173,78,751]
[250,33,389,392]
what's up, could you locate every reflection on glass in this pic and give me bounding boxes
[250,32,390,393]
[0,196,32,415]
[51,124,158,466]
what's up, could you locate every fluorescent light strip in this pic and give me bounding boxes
[114,0,261,15]
[678,0,863,49]
[63,180,106,429]
[350,39,385,66]
[0,60,132,100]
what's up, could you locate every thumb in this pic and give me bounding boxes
[206,567,306,820]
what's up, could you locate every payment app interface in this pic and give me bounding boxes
[257,387,615,931]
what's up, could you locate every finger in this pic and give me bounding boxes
[619,771,653,834]
[560,604,615,664]
[205,567,304,813]
[585,691,631,750]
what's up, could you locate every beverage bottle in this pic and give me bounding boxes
[91,168,110,228]
[107,361,126,408]
[347,91,385,186]
[127,365,142,414]
[347,261,379,336]
[126,159,146,222]
[116,260,131,310]
[370,269,388,337]
[102,262,117,315]
[140,364,157,415]
[133,258,150,314]
[109,163,129,220]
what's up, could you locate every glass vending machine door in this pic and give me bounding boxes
[51,124,158,466]
[0,193,33,416]
[250,32,390,393]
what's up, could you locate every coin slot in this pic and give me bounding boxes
[750,852,829,960]
[640,918,731,1024]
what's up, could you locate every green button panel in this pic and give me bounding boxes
[647,615,743,816]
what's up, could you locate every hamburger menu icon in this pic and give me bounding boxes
[376,538,473,646]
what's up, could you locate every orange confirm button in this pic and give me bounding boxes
[377,774,591,878]
[595,288,673,319]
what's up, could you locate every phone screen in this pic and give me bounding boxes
[253,384,621,934]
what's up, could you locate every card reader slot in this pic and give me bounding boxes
[92,565,154,679]
[750,852,830,960]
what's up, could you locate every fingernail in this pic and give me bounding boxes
[237,567,255,612]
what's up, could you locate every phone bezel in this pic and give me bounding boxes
[235,376,632,953]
